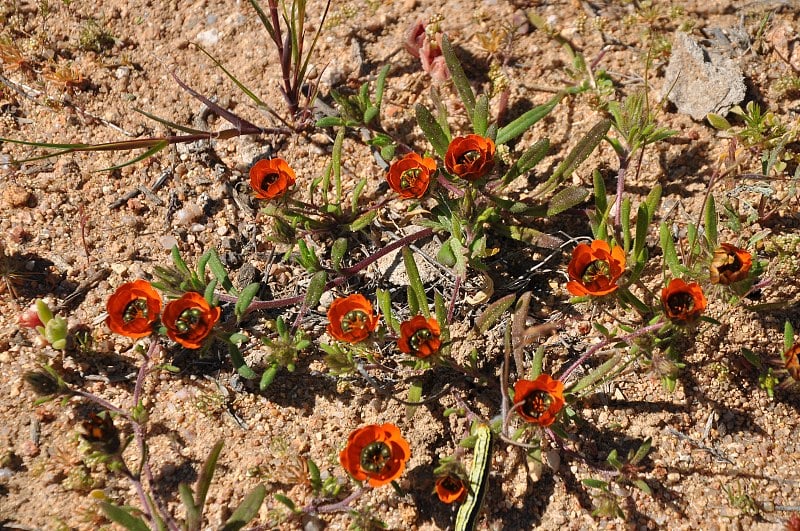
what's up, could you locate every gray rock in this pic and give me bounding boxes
[374,228,441,286]
[662,31,746,121]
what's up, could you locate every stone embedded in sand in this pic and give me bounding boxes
[2,183,33,208]
[662,31,746,121]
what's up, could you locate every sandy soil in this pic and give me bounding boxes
[1,0,799,530]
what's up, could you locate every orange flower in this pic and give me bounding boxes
[513,374,565,427]
[435,474,467,504]
[386,153,436,198]
[326,294,379,343]
[784,344,800,381]
[162,292,220,349]
[398,315,441,358]
[566,240,626,296]
[709,243,752,285]
[444,134,495,181]
[339,423,411,487]
[106,280,162,339]
[661,278,707,323]
[249,157,296,200]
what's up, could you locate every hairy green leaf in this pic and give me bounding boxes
[704,194,718,248]
[473,94,489,136]
[304,271,327,308]
[229,342,257,379]
[402,247,429,318]
[540,118,611,195]
[474,293,515,335]
[496,92,563,145]
[546,186,589,216]
[416,103,449,158]
[441,34,475,119]
[100,503,151,531]
[221,484,267,531]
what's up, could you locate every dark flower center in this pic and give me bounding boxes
[341,310,369,334]
[360,441,391,474]
[175,307,203,334]
[521,390,553,419]
[718,252,742,274]
[667,291,695,315]
[123,298,149,323]
[581,259,610,285]
[400,168,421,189]
[409,328,433,351]
[457,149,481,165]
[263,172,280,186]
[439,475,462,493]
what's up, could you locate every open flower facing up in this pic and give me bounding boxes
[784,344,800,381]
[249,157,296,200]
[566,240,626,296]
[435,474,467,504]
[106,280,162,339]
[398,315,441,358]
[327,294,379,343]
[444,134,495,181]
[386,153,437,199]
[162,292,220,349]
[709,243,752,285]
[661,278,707,324]
[339,423,411,487]
[513,374,565,427]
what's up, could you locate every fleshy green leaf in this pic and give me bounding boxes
[437,238,457,267]
[374,64,390,110]
[221,484,267,531]
[539,118,612,196]
[207,250,236,295]
[582,478,608,489]
[406,380,423,418]
[473,94,489,136]
[659,222,683,277]
[474,293,515,334]
[304,271,327,308]
[632,203,649,264]
[348,209,377,232]
[570,354,620,394]
[171,245,191,277]
[546,186,589,216]
[501,138,550,186]
[633,479,653,495]
[235,283,261,321]
[621,197,632,253]
[229,342,257,379]
[402,247,429,318]
[706,112,731,130]
[260,364,279,391]
[100,503,151,531]
[330,237,348,272]
[704,194,718,248]
[785,321,795,353]
[441,34,475,120]
[496,93,563,145]
[274,494,298,512]
[592,169,609,240]
[416,103,449,159]
[203,279,218,306]
[316,116,344,128]
[376,288,400,334]
[188,440,224,530]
